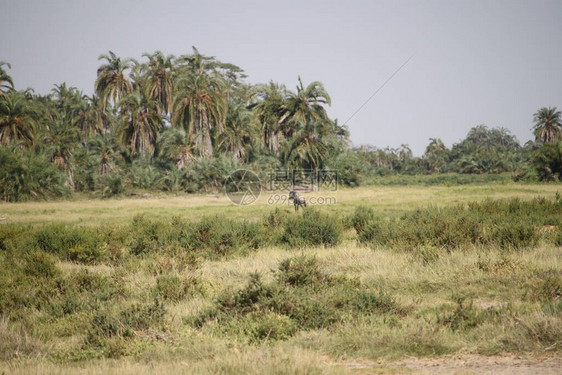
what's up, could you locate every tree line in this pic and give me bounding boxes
[1,50,561,201]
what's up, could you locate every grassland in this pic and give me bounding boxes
[1,182,560,225]
[1,182,561,374]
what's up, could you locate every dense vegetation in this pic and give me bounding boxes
[1,56,562,202]
[0,194,561,368]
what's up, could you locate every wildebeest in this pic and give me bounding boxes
[288,190,307,211]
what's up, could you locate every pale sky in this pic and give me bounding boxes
[1,0,561,155]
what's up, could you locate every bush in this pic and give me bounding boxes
[34,224,106,263]
[225,312,298,343]
[190,258,402,340]
[89,299,166,341]
[280,209,342,247]
[275,256,327,287]
[188,216,265,258]
[23,251,60,278]
[349,206,375,234]
[0,147,69,202]
[325,151,366,187]
[532,141,562,181]
[152,274,201,302]
[98,172,125,198]
[359,196,562,251]
[128,214,265,259]
[493,223,538,250]
[263,208,289,228]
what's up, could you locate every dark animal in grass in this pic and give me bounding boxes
[289,190,307,211]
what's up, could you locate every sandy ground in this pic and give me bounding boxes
[334,354,562,374]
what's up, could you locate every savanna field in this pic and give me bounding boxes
[1,180,562,374]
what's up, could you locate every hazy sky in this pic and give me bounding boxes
[1,0,561,155]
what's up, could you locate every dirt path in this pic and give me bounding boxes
[335,354,562,374]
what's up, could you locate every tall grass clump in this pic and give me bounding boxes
[280,209,343,247]
[359,195,561,252]
[349,206,375,235]
[34,223,107,263]
[189,256,403,343]
[128,214,266,259]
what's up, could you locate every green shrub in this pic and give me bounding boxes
[188,216,265,258]
[532,141,562,181]
[224,312,298,343]
[34,224,106,263]
[89,299,166,341]
[526,271,562,303]
[436,296,483,331]
[23,251,60,278]
[359,196,561,251]
[493,223,538,250]
[280,209,342,247]
[0,147,69,202]
[349,206,375,234]
[98,172,125,198]
[263,207,289,228]
[152,274,201,302]
[275,256,327,287]
[325,152,366,187]
[191,259,402,340]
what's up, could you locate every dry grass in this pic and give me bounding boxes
[1,183,561,374]
[0,183,559,225]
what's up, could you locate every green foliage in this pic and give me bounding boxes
[360,196,561,251]
[532,141,562,181]
[364,172,513,186]
[152,274,202,302]
[129,158,162,189]
[86,299,166,355]
[280,209,342,247]
[0,147,69,202]
[23,251,60,278]
[449,125,522,174]
[275,256,328,287]
[190,258,402,341]
[126,214,265,259]
[263,207,289,228]
[349,206,375,234]
[325,151,366,187]
[34,223,107,263]
[493,223,538,250]
[98,172,125,198]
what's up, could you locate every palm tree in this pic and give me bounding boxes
[0,91,37,146]
[72,95,110,139]
[424,138,449,173]
[284,77,331,132]
[95,51,134,110]
[282,120,330,170]
[532,107,562,144]
[172,71,226,157]
[52,83,83,111]
[398,144,413,162]
[42,114,81,189]
[116,91,162,156]
[177,46,220,74]
[0,62,14,97]
[252,81,290,156]
[156,128,196,169]
[217,101,258,161]
[87,135,119,175]
[138,51,175,117]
